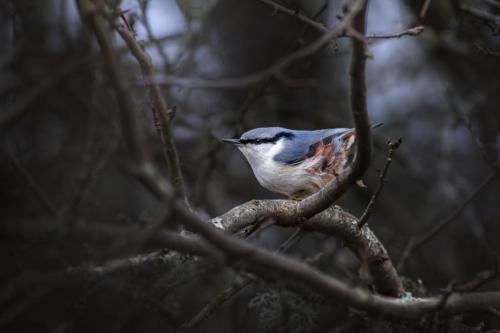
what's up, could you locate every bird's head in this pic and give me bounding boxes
[222,127,294,164]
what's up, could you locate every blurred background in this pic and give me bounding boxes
[1,0,499,332]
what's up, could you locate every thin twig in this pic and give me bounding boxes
[358,138,402,229]
[117,20,189,206]
[489,307,500,317]
[0,58,86,136]
[62,122,120,220]
[484,0,500,9]
[276,228,305,253]
[474,42,500,58]
[461,6,500,25]
[2,149,57,216]
[437,255,500,294]
[455,268,500,292]
[420,0,432,18]
[151,1,366,90]
[257,0,423,42]
[257,0,329,34]
[151,16,422,89]
[398,169,498,271]
[443,86,495,167]
[460,110,497,166]
[176,276,251,333]
[158,263,220,300]
[367,26,424,40]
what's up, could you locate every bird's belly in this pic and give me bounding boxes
[253,161,332,198]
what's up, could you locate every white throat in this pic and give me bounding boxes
[238,140,288,192]
[239,140,283,169]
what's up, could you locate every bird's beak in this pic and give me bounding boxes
[221,138,242,145]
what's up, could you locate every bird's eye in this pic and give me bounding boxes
[254,139,261,144]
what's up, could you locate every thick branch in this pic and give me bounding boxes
[215,201,401,296]
[157,208,500,319]
[349,2,371,178]
[3,217,500,319]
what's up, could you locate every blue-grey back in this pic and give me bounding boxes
[270,128,350,164]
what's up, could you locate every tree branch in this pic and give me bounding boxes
[397,169,498,271]
[367,26,424,40]
[349,1,370,177]
[152,3,422,90]
[256,0,329,34]
[358,138,402,229]
[4,216,500,319]
[152,0,366,90]
[2,148,57,216]
[215,202,402,296]
[256,0,423,42]
[116,17,189,205]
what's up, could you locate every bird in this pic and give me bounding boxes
[222,124,381,200]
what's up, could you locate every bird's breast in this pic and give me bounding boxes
[251,158,325,197]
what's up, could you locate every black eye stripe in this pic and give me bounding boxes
[240,131,294,145]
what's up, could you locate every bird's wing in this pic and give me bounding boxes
[273,128,352,165]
